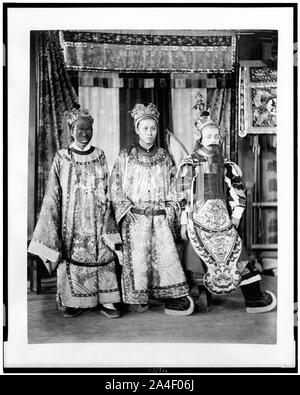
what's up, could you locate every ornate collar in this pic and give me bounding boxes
[137,143,156,153]
[69,146,95,155]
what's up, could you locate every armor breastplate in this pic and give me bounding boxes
[187,149,242,294]
[192,150,226,210]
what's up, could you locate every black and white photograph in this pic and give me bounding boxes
[3,3,297,372]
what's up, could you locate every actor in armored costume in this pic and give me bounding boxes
[177,95,277,314]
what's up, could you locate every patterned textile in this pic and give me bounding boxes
[238,62,277,136]
[183,240,260,287]
[250,67,277,83]
[36,31,78,215]
[61,31,236,73]
[110,145,189,303]
[28,147,121,308]
[177,148,247,294]
[63,31,233,46]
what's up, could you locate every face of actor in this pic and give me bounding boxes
[201,125,221,153]
[136,118,158,148]
[72,118,93,150]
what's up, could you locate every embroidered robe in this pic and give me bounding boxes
[28,146,121,308]
[177,147,249,294]
[110,145,189,304]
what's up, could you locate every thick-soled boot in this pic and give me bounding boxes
[127,304,149,313]
[99,304,121,319]
[240,281,277,314]
[62,307,85,318]
[164,295,194,316]
[195,285,212,313]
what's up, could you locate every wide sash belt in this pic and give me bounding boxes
[131,208,166,216]
[63,253,116,267]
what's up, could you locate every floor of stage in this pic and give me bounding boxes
[28,274,277,345]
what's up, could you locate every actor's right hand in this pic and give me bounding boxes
[125,209,136,223]
[180,224,188,241]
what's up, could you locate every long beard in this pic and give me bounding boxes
[207,146,224,167]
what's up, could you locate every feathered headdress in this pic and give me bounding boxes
[192,93,225,140]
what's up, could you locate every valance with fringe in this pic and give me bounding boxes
[61,30,236,73]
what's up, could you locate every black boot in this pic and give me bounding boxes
[240,281,277,314]
[195,285,212,313]
[164,295,194,316]
[62,307,85,318]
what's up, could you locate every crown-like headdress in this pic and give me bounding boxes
[130,103,160,128]
[64,107,94,128]
[192,93,225,140]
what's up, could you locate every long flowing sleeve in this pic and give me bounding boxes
[101,153,122,247]
[224,161,246,221]
[109,149,133,225]
[164,154,182,241]
[28,154,62,273]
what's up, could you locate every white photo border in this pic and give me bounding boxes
[4,3,296,370]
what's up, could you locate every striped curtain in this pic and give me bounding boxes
[207,88,232,160]
[78,72,120,171]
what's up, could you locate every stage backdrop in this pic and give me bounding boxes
[65,30,237,163]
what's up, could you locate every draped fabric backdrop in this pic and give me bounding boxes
[171,86,207,154]
[62,30,237,161]
[119,74,172,150]
[62,30,236,73]
[36,31,77,216]
[78,72,120,171]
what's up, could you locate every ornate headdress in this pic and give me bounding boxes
[64,106,94,129]
[192,93,225,140]
[130,103,160,128]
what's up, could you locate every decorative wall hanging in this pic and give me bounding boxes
[238,60,277,137]
[60,30,236,73]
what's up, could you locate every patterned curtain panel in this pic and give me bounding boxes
[78,72,120,171]
[207,88,232,160]
[36,30,77,215]
[61,31,236,73]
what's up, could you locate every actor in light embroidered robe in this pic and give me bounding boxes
[110,103,193,315]
[28,108,121,317]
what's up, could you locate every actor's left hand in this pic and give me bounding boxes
[231,217,240,228]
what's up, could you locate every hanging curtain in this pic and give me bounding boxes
[78,72,120,171]
[171,73,233,159]
[207,88,232,160]
[36,30,77,215]
[171,86,207,154]
[119,74,172,149]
